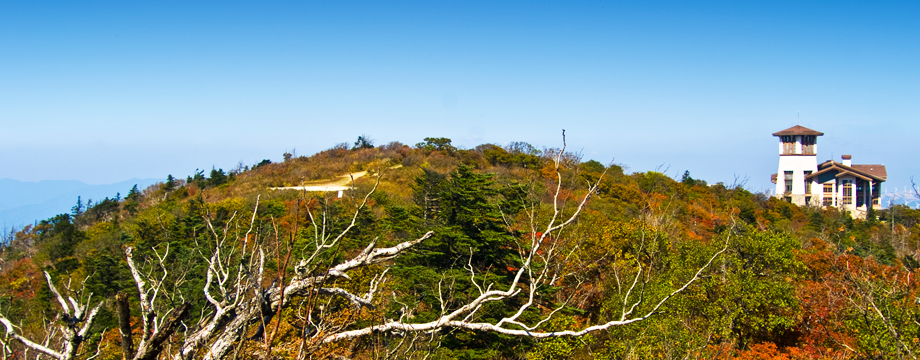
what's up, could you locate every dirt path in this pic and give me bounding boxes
[269,171,368,192]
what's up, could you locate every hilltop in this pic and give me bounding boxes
[1,136,919,359]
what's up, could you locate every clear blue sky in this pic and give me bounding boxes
[1,1,918,194]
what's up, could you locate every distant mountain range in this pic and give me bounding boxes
[0,178,162,230]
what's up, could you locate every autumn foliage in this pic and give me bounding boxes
[1,137,919,359]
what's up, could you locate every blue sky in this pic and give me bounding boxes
[1,1,917,194]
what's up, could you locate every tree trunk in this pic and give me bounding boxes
[115,293,135,360]
[134,303,190,360]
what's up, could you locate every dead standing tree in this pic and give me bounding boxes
[316,133,729,346]
[163,176,436,360]
[0,272,103,360]
[119,246,191,360]
[1,133,729,359]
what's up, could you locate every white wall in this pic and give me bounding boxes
[774,135,820,198]
[776,155,818,196]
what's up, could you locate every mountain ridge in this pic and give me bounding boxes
[0,177,162,229]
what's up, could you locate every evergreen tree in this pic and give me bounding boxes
[165,174,176,191]
[396,164,529,358]
[36,214,84,273]
[71,196,84,217]
[352,134,375,149]
[124,184,141,214]
[681,170,695,186]
[188,169,206,186]
[415,137,456,153]
[209,168,228,187]
[404,165,522,271]
[436,165,519,269]
[410,168,446,224]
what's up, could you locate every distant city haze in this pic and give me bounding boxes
[1,1,917,200]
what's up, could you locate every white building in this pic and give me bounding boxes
[771,125,887,218]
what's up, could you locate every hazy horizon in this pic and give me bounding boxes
[2,1,917,193]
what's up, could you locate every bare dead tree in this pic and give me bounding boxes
[316,131,729,345]
[115,132,725,359]
[836,256,919,359]
[115,293,134,359]
[120,246,192,360]
[0,272,103,360]
[2,133,731,360]
[144,177,438,360]
[912,177,920,203]
[730,174,749,191]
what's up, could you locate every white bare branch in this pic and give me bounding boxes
[0,272,102,360]
[0,317,64,359]
[316,287,375,308]
[321,239,725,343]
[315,132,731,346]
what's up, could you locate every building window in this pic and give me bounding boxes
[823,184,834,206]
[804,171,812,193]
[856,181,865,207]
[781,136,795,155]
[802,135,815,154]
[842,181,853,205]
[784,171,793,193]
[872,183,880,207]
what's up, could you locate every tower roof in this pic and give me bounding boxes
[772,125,824,136]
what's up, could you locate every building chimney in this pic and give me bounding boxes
[842,155,852,167]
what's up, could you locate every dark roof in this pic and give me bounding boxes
[808,161,887,182]
[852,165,887,180]
[772,125,824,136]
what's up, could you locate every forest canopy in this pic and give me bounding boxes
[1,136,920,360]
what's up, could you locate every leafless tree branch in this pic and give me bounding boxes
[0,272,102,360]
